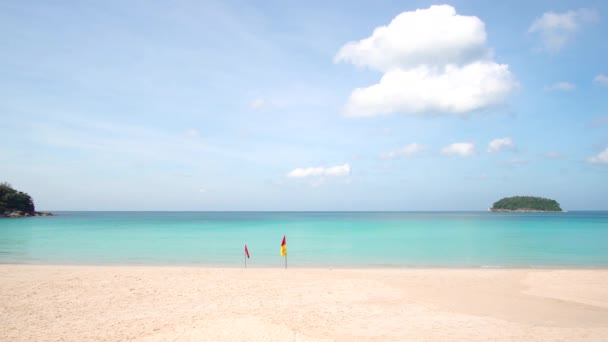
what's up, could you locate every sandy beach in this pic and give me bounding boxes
[1,266,607,341]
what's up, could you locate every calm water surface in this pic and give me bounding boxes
[0,211,606,267]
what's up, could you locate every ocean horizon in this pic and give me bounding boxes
[1,211,607,268]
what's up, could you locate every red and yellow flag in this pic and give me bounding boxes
[244,244,250,259]
[280,235,287,256]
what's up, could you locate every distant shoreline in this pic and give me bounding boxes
[1,262,607,269]
[0,211,53,218]
[488,208,564,213]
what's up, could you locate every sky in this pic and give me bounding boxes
[1,0,607,211]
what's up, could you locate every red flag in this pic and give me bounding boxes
[244,244,250,259]
[280,235,287,256]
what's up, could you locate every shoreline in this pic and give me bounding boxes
[2,265,607,341]
[488,208,564,213]
[3,262,608,269]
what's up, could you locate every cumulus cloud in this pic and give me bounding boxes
[380,143,429,159]
[594,74,608,86]
[335,5,516,117]
[335,5,487,72]
[287,163,351,178]
[344,62,514,116]
[544,82,576,91]
[588,148,608,164]
[185,129,200,137]
[441,142,475,156]
[250,98,272,110]
[529,8,599,53]
[487,137,514,153]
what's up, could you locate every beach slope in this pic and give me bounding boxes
[1,266,607,341]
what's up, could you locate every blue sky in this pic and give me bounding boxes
[1,0,607,210]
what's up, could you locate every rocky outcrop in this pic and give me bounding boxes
[1,182,53,218]
[1,210,54,218]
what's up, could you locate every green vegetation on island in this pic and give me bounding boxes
[490,196,562,212]
[0,182,52,218]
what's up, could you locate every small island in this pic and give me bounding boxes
[0,182,53,218]
[490,196,562,212]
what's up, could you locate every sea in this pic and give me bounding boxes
[0,211,607,268]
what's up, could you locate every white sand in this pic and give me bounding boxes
[1,266,607,341]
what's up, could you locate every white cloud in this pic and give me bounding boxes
[343,62,515,117]
[185,129,200,137]
[544,82,576,91]
[529,8,599,53]
[287,163,351,178]
[380,143,429,159]
[487,137,514,153]
[441,142,475,157]
[325,164,351,176]
[594,74,608,86]
[335,5,487,72]
[249,98,271,110]
[544,151,564,159]
[588,148,608,164]
[335,5,516,117]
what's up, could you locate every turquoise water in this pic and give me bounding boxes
[0,211,607,267]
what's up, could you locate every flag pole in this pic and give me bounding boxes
[244,244,248,269]
[281,235,287,269]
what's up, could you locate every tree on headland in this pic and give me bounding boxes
[491,196,562,212]
[0,182,37,216]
